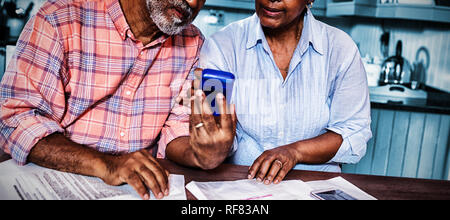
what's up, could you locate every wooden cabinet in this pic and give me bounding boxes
[325,0,450,23]
[205,0,450,23]
[342,108,450,180]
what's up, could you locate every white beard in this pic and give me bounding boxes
[146,0,194,35]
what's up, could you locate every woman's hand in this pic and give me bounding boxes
[247,131,343,184]
[247,145,299,184]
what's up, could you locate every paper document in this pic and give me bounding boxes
[0,160,186,200]
[306,176,377,200]
[186,176,376,200]
[186,178,314,200]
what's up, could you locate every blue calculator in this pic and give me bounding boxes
[201,69,235,116]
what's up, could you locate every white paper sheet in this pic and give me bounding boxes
[306,176,377,200]
[186,178,314,200]
[0,160,186,200]
[186,176,376,200]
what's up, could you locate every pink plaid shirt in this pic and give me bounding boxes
[0,0,202,165]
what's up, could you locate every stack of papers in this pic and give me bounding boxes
[187,178,314,200]
[0,160,186,200]
[186,176,376,200]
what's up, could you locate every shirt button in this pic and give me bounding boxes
[125,91,131,96]
[140,51,144,56]
[120,132,125,137]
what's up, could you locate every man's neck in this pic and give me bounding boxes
[119,0,162,45]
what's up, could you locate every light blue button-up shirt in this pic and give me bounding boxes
[199,9,372,172]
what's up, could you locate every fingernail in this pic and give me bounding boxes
[158,192,164,199]
[274,179,279,184]
[164,189,169,196]
[195,89,203,97]
[248,174,252,179]
[264,179,270,185]
[257,178,262,182]
[216,93,224,99]
[143,194,149,200]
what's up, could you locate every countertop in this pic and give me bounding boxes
[370,85,450,114]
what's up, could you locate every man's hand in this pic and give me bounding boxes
[189,89,237,169]
[101,149,170,200]
[29,133,169,200]
[166,68,236,170]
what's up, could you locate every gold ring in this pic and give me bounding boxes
[195,122,204,128]
[274,159,283,168]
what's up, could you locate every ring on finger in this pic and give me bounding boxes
[274,159,283,168]
[195,122,204,129]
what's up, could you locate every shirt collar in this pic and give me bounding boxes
[106,0,130,41]
[105,0,169,47]
[246,8,324,55]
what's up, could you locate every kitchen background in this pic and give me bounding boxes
[0,0,449,180]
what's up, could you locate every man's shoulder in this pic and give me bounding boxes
[37,0,107,17]
[172,24,205,48]
[179,24,204,40]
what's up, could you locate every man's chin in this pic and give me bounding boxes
[158,23,187,35]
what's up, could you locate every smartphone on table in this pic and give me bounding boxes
[310,188,357,200]
[200,69,235,116]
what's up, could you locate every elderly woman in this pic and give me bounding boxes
[166,0,371,184]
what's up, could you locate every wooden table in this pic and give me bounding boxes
[1,150,449,200]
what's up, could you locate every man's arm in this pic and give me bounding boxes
[29,133,170,200]
[165,136,200,168]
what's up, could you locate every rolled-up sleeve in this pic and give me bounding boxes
[157,32,205,158]
[157,79,192,159]
[0,13,66,165]
[326,45,372,164]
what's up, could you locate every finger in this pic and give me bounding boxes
[126,172,149,200]
[273,165,291,184]
[193,89,204,115]
[201,92,219,134]
[193,68,202,90]
[190,91,204,136]
[230,104,237,132]
[178,82,193,107]
[217,93,233,130]
[264,160,283,184]
[248,154,265,180]
[256,157,275,183]
[139,151,170,195]
[136,166,164,199]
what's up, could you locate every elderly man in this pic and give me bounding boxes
[0,0,236,200]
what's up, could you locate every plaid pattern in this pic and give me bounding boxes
[0,0,203,165]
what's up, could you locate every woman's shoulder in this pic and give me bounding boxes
[314,19,359,53]
[209,14,257,42]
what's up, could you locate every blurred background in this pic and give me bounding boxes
[0,0,449,180]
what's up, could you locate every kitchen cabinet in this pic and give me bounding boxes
[203,0,327,16]
[326,0,450,23]
[204,0,255,10]
[206,0,450,23]
[342,107,450,180]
